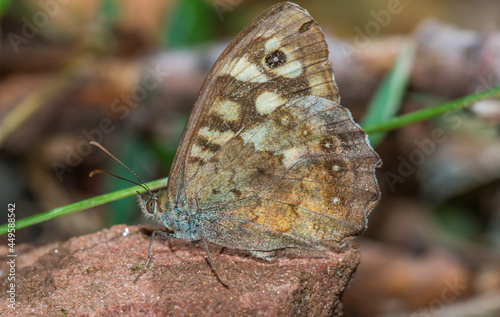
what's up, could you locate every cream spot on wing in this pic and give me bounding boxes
[281,147,305,168]
[273,60,303,78]
[332,197,340,204]
[310,72,331,96]
[241,125,268,152]
[211,99,240,122]
[230,57,268,82]
[265,37,282,52]
[255,91,285,115]
[190,144,212,159]
[332,165,340,172]
[199,127,235,147]
[309,73,324,86]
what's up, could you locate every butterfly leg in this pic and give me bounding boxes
[202,239,230,289]
[134,229,175,283]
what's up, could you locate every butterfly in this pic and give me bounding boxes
[137,2,381,286]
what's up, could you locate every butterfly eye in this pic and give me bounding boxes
[146,199,156,214]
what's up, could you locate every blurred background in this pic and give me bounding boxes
[1,0,500,315]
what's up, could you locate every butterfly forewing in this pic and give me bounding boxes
[167,3,339,203]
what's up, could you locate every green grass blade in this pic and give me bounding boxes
[363,85,500,135]
[0,178,168,235]
[361,40,416,147]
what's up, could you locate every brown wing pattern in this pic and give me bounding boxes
[191,96,381,250]
[167,3,338,203]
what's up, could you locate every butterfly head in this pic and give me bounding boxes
[137,190,195,240]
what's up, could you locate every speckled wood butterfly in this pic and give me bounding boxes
[137,2,381,286]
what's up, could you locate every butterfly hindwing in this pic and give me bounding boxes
[191,96,380,250]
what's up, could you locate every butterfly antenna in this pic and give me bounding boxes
[89,141,151,193]
[89,169,149,193]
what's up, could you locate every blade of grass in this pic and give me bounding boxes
[361,40,416,147]
[0,178,168,235]
[363,85,500,135]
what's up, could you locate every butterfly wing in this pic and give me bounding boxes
[164,3,380,250]
[191,96,380,250]
[167,2,338,203]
